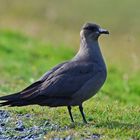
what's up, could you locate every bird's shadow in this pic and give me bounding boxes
[93,121,140,130]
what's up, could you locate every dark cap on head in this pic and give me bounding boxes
[82,22,109,34]
[82,23,100,30]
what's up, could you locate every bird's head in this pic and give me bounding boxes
[80,23,109,40]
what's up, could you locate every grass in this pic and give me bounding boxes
[0,0,140,139]
[0,30,140,139]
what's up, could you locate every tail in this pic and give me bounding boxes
[0,81,42,107]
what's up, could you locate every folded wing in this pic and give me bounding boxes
[0,61,94,106]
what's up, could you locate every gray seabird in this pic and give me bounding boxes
[0,23,109,123]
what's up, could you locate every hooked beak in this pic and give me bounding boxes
[99,28,109,34]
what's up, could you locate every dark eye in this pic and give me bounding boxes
[84,26,98,32]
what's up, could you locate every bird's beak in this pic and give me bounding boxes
[99,28,109,34]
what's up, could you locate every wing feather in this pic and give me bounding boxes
[39,61,94,98]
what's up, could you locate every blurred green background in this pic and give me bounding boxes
[0,0,140,71]
[0,0,140,139]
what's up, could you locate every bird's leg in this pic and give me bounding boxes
[79,105,87,124]
[67,106,74,123]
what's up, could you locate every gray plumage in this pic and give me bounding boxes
[0,22,109,123]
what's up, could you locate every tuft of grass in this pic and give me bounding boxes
[0,30,140,139]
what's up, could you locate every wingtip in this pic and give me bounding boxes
[0,101,10,107]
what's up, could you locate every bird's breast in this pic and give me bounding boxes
[71,69,107,105]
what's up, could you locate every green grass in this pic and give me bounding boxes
[0,0,140,75]
[0,1,140,139]
[0,30,140,139]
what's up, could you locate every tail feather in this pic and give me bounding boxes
[0,100,30,107]
[0,101,12,106]
[0,80,42,107]
[0,92,20,101]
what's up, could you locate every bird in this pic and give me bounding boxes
[0,22,109,123]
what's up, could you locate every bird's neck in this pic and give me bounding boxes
[73,36,105,65]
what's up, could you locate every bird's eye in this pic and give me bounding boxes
[92,27,98,32]
[84,26,98,32]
